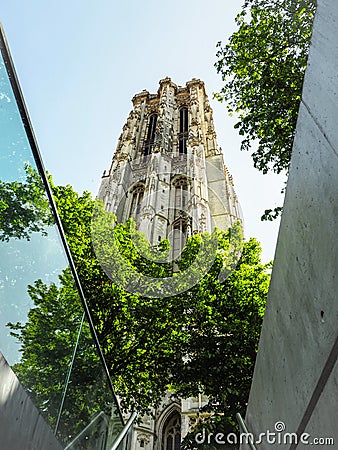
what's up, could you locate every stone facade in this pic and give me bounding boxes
[125,393,211,450]
[98,78,241,449]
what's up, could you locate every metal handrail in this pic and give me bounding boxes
[110,412,137,450]
[64,411,108,449]
[54,312,85,435]
[236,413,257,450]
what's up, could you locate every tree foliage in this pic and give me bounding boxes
[215,0,316,219]
[51,182,270,426]
[3,173,270,436]
[0,164,53,241]
[8,270,114,444]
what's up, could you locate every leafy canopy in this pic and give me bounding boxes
[51,181,270,426]
[8,270,114,444]
[4,173,270,435]
[0,164,53,241]
[215,0,316,174]
[215,0,316,219]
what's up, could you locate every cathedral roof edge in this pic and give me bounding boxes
[186,78,205,91]
[132,78,207,104]
[158,77,178,94]
[132,89,150,104]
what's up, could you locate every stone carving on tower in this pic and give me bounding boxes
[98,77,241,263]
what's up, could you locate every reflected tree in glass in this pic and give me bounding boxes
[8,269,116,447]
[0,164,53,242]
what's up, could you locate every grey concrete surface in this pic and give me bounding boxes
[241,1,338,449]
[0,353,63,450]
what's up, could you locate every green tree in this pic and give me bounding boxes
[51,183,269,424]
[4,174,269,434]
[179,238,269,449]
[215,0,316,219]
[0,164,52,241]
[8,270,114,445]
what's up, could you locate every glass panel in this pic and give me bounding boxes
[0,28,124,449]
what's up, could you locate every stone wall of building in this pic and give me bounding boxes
[125,394,210,450]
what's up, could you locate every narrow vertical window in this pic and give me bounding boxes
[178,107,188,154]
[172,176,189,259]
[173,220,187,257]
[173,177,188,213]
[129,184,145,219]
[144,114,157,155]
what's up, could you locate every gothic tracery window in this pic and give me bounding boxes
[172,219,188,259]
[129,184,145,219]
[161,411,181,450]
[178,107,188,154]
[172,177,190,259]
[173,177,188,213]
[144,113,157,155]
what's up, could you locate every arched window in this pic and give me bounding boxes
[172,219,188,259]
[129,184,145,219]
[170,177,190,258]
[161,411,181,450]
[178,107,188,154]
[173,177,188,213]
[144,114,157,155]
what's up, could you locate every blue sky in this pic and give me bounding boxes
[1,0,286,262]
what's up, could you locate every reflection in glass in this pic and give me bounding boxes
[0,27,125,449]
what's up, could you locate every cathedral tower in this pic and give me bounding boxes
[98,78,241,449]
[98,77,240,258]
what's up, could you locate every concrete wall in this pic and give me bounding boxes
[242,1,338,448]
[0,353,63,450]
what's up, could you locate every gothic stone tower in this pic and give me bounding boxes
[98,77,240,259]
[98,78,241,449]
